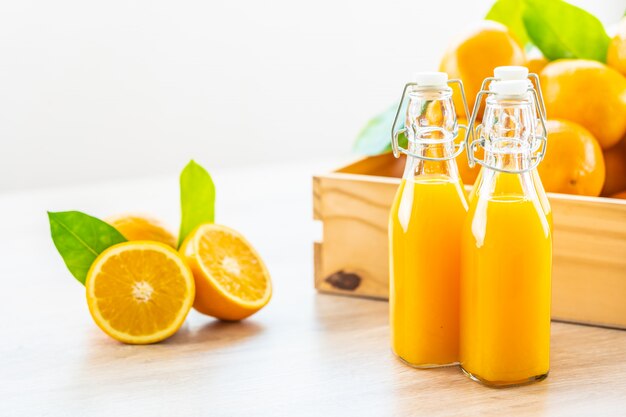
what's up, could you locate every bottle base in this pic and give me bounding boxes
[460,366,549,388]
[393,351,459,369]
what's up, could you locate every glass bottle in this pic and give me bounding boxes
[389,72,470,367]
[461,79,552,386]
[471,66,552,227]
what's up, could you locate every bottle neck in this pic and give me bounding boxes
[405,141,460,178]
[403,88,460,180]
[480,97,535,174]
[483,141,533,172]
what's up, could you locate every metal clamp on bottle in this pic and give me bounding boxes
[465,79,548,174]
[478,66,547,124]
[391,72,471,161]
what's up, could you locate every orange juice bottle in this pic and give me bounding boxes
[389,72,470,367]
[461,79,552,386]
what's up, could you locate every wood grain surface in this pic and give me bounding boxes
[1,160,625,417]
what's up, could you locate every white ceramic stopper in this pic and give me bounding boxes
[494,66,529,80]
[414,71,448,87]
[490,80,528,97]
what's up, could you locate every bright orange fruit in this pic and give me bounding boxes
[86,241,195,344]
[538,120,605,197]
[180,224,272,321]
[540,59,626,149]
[440,21,526,119]
[107,214,177,248]
[602,136,626,196]
[607,18,626,76]
[527,53,548,76]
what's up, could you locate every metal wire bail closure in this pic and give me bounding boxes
[478,71,547,124]
[465,87,548,174]
[528,72,547,119]
[390,78,471,161]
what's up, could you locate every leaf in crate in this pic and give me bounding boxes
[354,102,407,155]
[48,211,127,285]
[485,0,530,46]
[178,160,215,247]
[523,0,610,62]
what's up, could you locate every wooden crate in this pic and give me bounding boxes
[313,154,626,329]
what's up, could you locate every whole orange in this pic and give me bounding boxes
[527,54,548,76]
[540,59,626,149]
[537,119,605,197]
[106,214,177,248]
[527,53,548,93]
[611,191,626,199]
[602,136,626,196]
[607,18,626,76]
[440,21,526,119]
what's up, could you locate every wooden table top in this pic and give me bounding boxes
[1,159,625,417]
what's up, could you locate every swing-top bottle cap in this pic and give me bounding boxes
[494,66,529,80]
[490,80,528,97]
[414,71,448,87]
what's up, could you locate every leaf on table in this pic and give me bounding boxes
[485,0,530,46]
[178,160,215,247]
[48,211,127,285]
[523,0,610,62]
[353,102,407,156]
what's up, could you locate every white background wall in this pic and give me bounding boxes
[0,0,622,192]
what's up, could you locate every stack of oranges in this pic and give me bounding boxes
[439,19,626,199]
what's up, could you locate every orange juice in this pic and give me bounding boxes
[461,169,551,385]
[460,78,552,386]
[470,168,552,228]
[390,173,468,366]
[532,169,553,228]
[389,71,470,368]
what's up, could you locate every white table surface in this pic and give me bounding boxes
[1,158,625,417]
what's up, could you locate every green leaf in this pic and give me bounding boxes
[354,102,406,155]
[48,211,127,285]
[178,160,215,247]
[485,0,530,46]
[522,0,610,62]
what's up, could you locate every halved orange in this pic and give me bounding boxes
[180,224,272,321]
[86,241,195,344]
[106,214,177,248]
